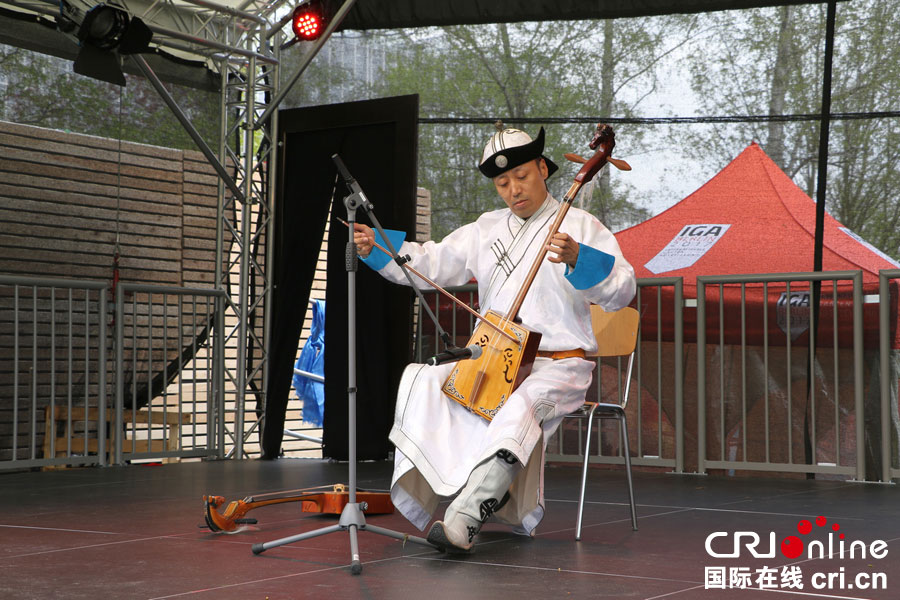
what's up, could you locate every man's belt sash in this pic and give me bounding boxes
[536,348,586,360]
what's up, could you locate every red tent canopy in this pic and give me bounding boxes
[614,142,900,348]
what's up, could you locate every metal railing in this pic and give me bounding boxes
[696,271,865,479]
[114,282,226,465]
[879,268,900,482]
[0,275,108,469]
[3,269,894,480]
[412,270,896,482]
[0,275,227,470]
[547,278,684,472]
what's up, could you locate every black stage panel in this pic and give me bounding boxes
[267,94,418,461]
[2,462,899,599]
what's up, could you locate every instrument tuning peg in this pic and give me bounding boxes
[563,153,587,164]
[607,156,632,171]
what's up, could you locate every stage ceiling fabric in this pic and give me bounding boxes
[338,0,842,30]
[0,0,845,92]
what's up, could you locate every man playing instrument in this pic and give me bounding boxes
[353,126,636,553]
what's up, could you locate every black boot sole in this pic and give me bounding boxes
[426,521,474,554]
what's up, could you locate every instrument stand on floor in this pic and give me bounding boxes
[251,155,436,574]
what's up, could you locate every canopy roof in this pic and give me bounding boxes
[0,0,843,91]
[339,0,838,30]
[615,142,900,290]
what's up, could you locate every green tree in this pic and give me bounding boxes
[0,43,219,152]
[683,0,900,259]
[372,18,699,239]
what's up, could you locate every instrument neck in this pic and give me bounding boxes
[505,182,581,321]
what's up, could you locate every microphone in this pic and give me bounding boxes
[426,344,483,367]
[331,153,373,210]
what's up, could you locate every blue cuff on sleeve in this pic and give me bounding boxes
[360,228,407,271]
[565,243,615,290]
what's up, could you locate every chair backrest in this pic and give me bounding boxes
[587,305,640,358]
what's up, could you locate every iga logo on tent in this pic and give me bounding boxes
[776,291,810,340]
[644,224,731,274]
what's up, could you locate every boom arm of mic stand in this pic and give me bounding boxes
[361,206,454,350]
[332,153,454,349]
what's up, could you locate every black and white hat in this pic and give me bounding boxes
[478,126,559,179]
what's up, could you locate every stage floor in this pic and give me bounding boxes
[2,458,898,599]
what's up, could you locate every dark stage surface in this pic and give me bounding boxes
[2,459,899,599]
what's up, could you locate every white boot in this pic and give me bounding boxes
[427,450,519,554]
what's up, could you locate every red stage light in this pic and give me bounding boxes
[292,2,324,41]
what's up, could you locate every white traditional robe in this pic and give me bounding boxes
[362,194,635,534]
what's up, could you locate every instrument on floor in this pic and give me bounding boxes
[202,484,394,533]
[441,124,626,421]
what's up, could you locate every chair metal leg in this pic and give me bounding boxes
[575,405,598,541]
[619,412,638,531]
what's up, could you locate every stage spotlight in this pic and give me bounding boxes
[58,2,153,86]
[291,1,325,42]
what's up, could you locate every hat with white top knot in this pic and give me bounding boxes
[478,123,559,179]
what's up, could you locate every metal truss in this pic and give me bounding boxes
[215,19,279,458]
[0,0,357,458]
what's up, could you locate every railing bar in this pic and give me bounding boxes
[414,298,423,363]
[878,271,898,480]
[719,283,725,462]
[697,279,707,474]
[13,286,19,460]
[853,273,864,480]
[67,288,73,457]
[741,283,747,461]
[786,280,792,464]
[833,282,840,467]
[577,410,584,459]
[196,296,207,455]
[192,296,199,448]
[635,299,642,457]
[131,294,138,453]
[50,287,56,460]
[163,293,170,452]
[433,293,440,359]
[115,283,227,296]
[0,275,107,289]
[596,359,603,451]
[31,286,38,460]
[211,294,218,453]
[83,288,90,460]
[179,297,186,451]
[450,287,457,347]
[656,285,662,458]
[557,408,564,454]
[809,280,817,464]
[618,356,625,456]
[98,287,108,467]
[147,294,154,452]
[763,281,769,464]
[674,278,683,472]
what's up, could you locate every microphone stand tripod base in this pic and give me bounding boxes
[250,501,435,573]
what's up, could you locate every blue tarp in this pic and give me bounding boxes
[292,299,325,427]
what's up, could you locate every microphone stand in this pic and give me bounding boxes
[251,156,436,573]
[331,154,457,358]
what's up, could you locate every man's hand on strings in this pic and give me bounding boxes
[353,223,375,258]
[546,232,580,268]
